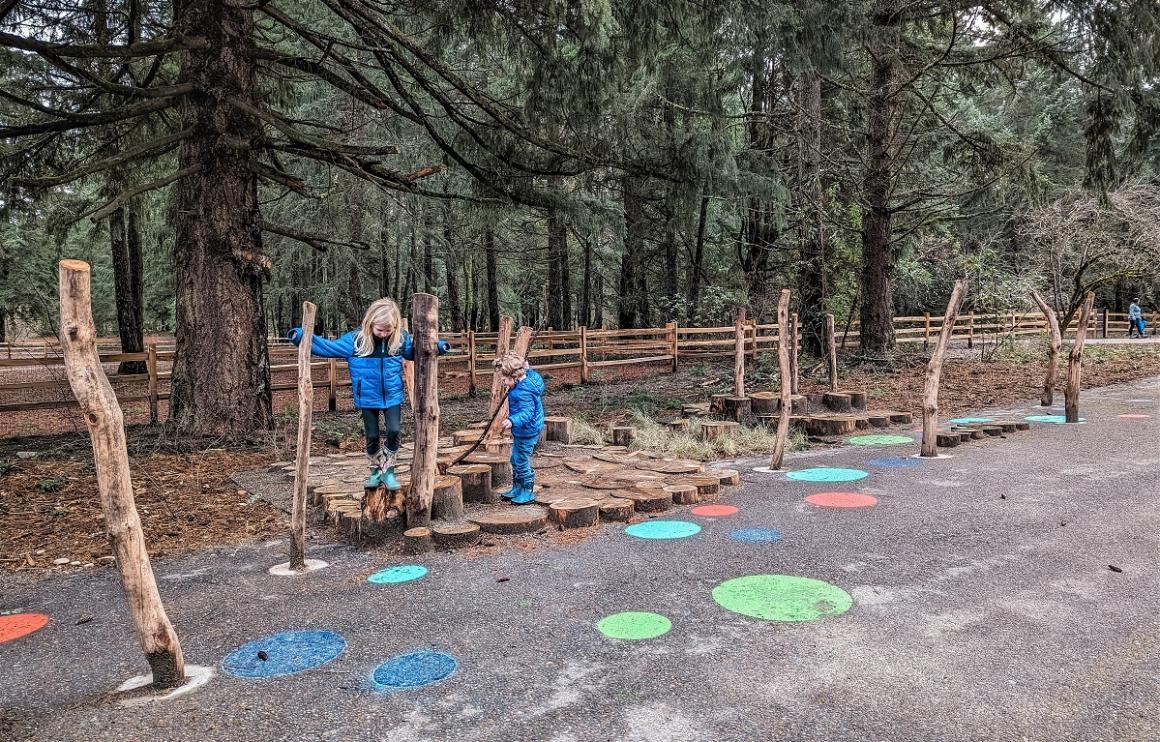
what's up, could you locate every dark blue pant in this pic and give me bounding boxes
[510,435,537,485]
[361,405,402,457]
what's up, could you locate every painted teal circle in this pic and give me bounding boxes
[948,417,994,425]
[785,467,868,483]
[848,434,914,446]
[625,520,702,540]
[368,565,428,584]
[222,630,346,679]
[371,650,457,691]
[1025,415,1084,424]
[730,527,783,544]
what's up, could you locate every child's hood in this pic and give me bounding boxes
[518,368,545,395]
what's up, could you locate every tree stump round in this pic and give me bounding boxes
[867,414,891,428]
[432,523,482,549]
[665,419,690,433]
[721,396,751,422]
[621,489,673,512]
[549,498,600,529]
[699,420,740,441]
[888,412,914,424]
[534,488,589,506]
[452,429,484,446]
[469,505,550,534]
[709,394,728,413]
[610,426,636,447]
[340,510,363,542]
[598,498,634,522]
[544,416,573,443]
[981,425,1003,437]
[483,439,512,457]
[804,415,857,436]
[748,391,778,415]
[936,432,962,448]
[823,392,852,412]
[847,390,868,409]
[465,453,513,490]
[664,484,700,505]
[404,526,433,554]
[431,475,465,522]
[447,464,494,504]
[708,468,741,486]
[687,476,721,497]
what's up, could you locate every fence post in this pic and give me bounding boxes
[1101,308,1108,338]
[790,311,800,395]
[327,358,337,411]
[579,325,590,383]
[666,321,678,372]
[747,320,757,362]
[146,344,158,425]
[923,312,931,350]
[967,312,974,349]
[467,330,477,395]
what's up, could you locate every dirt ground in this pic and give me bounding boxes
[2,343,1157,573]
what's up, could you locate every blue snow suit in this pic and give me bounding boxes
[507,368,545,487]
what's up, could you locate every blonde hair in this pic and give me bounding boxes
[354,298,403,357]
[494,352,526,379]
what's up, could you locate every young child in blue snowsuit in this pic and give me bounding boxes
[288,297,449,490]
[495,352,545,505]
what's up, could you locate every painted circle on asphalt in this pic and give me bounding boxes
[368,565,428,584]
[848,434,914,446]
[785,467,868,483]
[596,611,672,641]
[624,520,702,540]
[805,491,878,509]
[713,575,853,622]
[1119,413,1152,420]
[222,630,346,679]
[868,456,922,469]
[1025,415,1084,424]
[690,504,738,518]
[371,650,457,691]
[0,613,49,644]
[948,417,994,425]
[730,527,783,544]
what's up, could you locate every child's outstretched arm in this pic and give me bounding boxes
[287,328,356,359]
[400,330,452,361]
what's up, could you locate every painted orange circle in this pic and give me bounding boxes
[805,492,878,509]
[691,504,739,517]
[0,613,49,644]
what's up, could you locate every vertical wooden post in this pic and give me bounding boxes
[401,317,415,408]
[769,289,792,470]
[289,301,317,570]
[58,259,185,689]
[1101,307,1108,339]
[921,281,967,457]
[486,315,514,424]
[733,308,746,398]
[579,325,590,383]
[747,320,757,362]
[668,321,679,372]
[466,330,478,396]
[327,357,337,412]
[825,313,838,392]
[145,344,159,425]
[790,311,800,395]
[408,293,441,527]
[967,312,975,349]
[923,312,931,350]
[1065,291,1095,424]
[1029,291,1062,407]
[487,325,533,441]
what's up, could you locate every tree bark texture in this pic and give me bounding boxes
[769,289,792,470]
[921,281,966,457]
[289,301,316,570]
[1065,292,1095,423]
[407,293,441,527]
[1030,290,1062,407]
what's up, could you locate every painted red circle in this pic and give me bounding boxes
[0,613,49,644]
[691,504,738,517]
[1119,414,1151,419]
[805,492,878,509]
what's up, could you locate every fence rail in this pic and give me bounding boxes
[0,309,1148,419]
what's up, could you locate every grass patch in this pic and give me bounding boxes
[625,410,807,461]
[569,418,607,446]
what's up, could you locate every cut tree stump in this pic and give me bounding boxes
[598,498,634,522]
[365,487,404,523]
[483,439,512,457]
[666,419,690,433]
[687,476,721,497]
[544,416,573,444]
[822,392,852,412]
[451,429,484,446]
[700,420,740,441]
[534,489,589,506]
[340,511,363,542]
[432,523,481,549]
[708,468,741,486]
[936,433,962,448]
[887,412,914,424]
[403,527,433,554]
[431,475,465,523]
[721,396,751,422]
[682,403,710,417]
[465,453,513,490]
[549,498,600,529]
[803,415,857,436]
[847,391,867,409]
[447,464,493,504]
[997,422,1019,433]
[621,489,673,512]
[867,414,891,428]
[664,484,700,505]
[709,394,728,413]
[611,426,636,447]
[469,506,550,535]
[1015,422,1031,431]
[748,391,778,415]
[981,425,1004,437]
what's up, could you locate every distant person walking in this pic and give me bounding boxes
[1128,298,1145,338]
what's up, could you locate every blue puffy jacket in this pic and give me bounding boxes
[507,368,545,439]
[287,328,450,409]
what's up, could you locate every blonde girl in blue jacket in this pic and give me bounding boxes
[288,298,449,490]
[495,352,545,505]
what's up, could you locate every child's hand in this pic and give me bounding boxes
[501,418,512,431]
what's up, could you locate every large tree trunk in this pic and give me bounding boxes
[687,193,709,322]
[797,72,827,358]
[110,203,146,374]
[169,0,272,436]
[739,38,777,307]
[484,228,500,331]
[859,0,902,358]
[547,201,572,329]
[618,177,650,328]
[442,207,463,331]
[580,231,592,328]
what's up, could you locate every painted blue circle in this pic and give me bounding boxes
[222,630,346,679]
[371,650,457,691]
[867,456,922,469]
[1025,415,1085,424]
[730,527,783,544]
[785,467,868,483]
[624,520,702,540]
[948,417,994,425]
[368,565,428,584]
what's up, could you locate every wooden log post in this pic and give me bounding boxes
[579,325,590,383]
[145,343,159,425]
[790,311,800,395]
[327,357,337,411]
[466,330,477,396]
[288,301,317,571]
[58,259,185,689]
[545,416,573,443]
[770,289,792,470]
[733,307,746,398]
[1101,308,1108,339]
[1065,291,1095,424]
[1029,290,1062,407]
[407,293,441,528]
[923,312,931,351]
[825,312,838,392]
[967,312,975,349]
[921,280,967,457]
[487,325,534,441]
[667,321,679,372]
[611,426,636,447]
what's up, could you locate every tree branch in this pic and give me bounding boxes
[11,128,193,189]
[0,31,205,59]
[0,97,177,137]
[259,220,368,251]
[81,165,201,222]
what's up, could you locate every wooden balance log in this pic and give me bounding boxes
[686,475,721,497]
[544,416,573,444]
[721,396,751,422]
[663,483,700,505]
[468,505,550,535]
[707,468,741,486]
[549,497,601,529]
[622,487,673,512]
[432,523,482,549]
[447,464,495,504]
[598,498,634,522]
[365,485,406,524]
[700,420,740,441]
[430,475,465,523]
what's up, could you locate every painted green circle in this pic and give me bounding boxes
[596,611,672,640]
[848,434,914,446]
[712,575,853,622]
